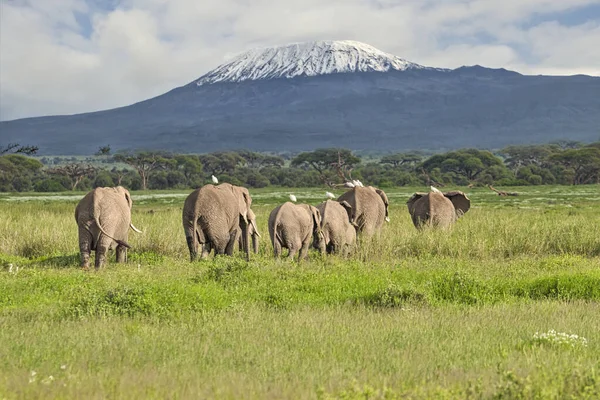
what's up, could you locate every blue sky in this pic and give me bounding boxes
[1,0,599,120]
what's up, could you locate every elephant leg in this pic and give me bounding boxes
[94,236,112,270]
[288,247,298,260]
[116,244,127,263]
[200,242,212,259]
[273,238,282,258]
[329,241,338,255]
[225,231,237,256]
[298,239,311,261]
[78,226,92,269]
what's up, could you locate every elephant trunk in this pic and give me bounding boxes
[251,232,259,254]
[250,219,260,254]
[240,217,250,261]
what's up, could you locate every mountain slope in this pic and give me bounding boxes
[1,41,599,155]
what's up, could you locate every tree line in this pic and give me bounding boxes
[1,140,599,192]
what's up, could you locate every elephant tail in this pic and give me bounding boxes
[272,220,283,256]
[89,216,131,249]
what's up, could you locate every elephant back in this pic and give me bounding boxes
[337,187,385,234]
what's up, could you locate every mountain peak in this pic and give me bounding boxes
[195,40,433,85]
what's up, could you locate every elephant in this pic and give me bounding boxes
[237,207,260,254]
[314,200,356,256]
[268,202,325,260]
[182,182,257,260]
[337,186,390,236]
[406,188,470,229]
[74,186,142,270]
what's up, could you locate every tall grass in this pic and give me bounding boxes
[0,185,599,399]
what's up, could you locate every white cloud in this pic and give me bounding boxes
[1,0,599,120]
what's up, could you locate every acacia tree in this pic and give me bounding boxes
[1,143,39,155]
[380,152,424,168]
[548,146,600,184]
[198,152,244,177]
[47,163,96,190]
[421,149,508,185]
[291,148,361,186]
[114,152,172,190]
[499,145,559,173]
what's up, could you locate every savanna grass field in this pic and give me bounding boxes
[1,185,599,399]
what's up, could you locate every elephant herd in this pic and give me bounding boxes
[74,184,470,269]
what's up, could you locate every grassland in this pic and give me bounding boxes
[1,185,599,399]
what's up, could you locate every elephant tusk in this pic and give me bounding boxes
[251,220,261,237]
[130,223,143,233]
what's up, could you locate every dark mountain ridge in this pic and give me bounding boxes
[1,65,598,155]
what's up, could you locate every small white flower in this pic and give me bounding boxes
[60,365,67,370]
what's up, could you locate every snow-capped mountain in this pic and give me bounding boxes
[196,40,436,85]
[2,40,599,155]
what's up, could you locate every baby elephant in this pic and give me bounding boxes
[406,187,470,229]
[75,186,142,270]
[268,202,325,260]
[315,200,357,256]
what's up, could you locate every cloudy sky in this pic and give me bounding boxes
[1,0,599,121]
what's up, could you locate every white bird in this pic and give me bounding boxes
[430,186,441,193]
[325,191,335,199]
[8,263,13,273]
[289,194,297,202]
[344,181,355,188]
[211,175,219,184]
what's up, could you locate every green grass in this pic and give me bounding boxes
[1,185,599,399]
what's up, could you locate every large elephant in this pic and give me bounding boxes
[237,208,260,254]
[182,183,256,260]
[74,186,142,270]
[268,202,325,260]
[315,200,356,256]
[337,186,389,236]
[406,189,470,229]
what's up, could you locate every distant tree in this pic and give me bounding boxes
[421,149,508,185]
[198,152,244,177]
[47,163,96,190]
[550,140,584,150]
[0,154,44,192]
[380,152,424,168]
[1,143,39,155]
[291,148,361,186]
[548,146,600,184]
[95,145,112,156]
[174,155,204,187]
[114,152,173,190]
[499,145,559,173]
[236,150,285,169]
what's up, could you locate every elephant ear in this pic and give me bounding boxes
[233,186,252,222]
[406,193,426,215]
[338,200,353,222]
[374,188,389,219]
[117,186,133,209]
[310,206,322,230]
[444,191,470,218]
